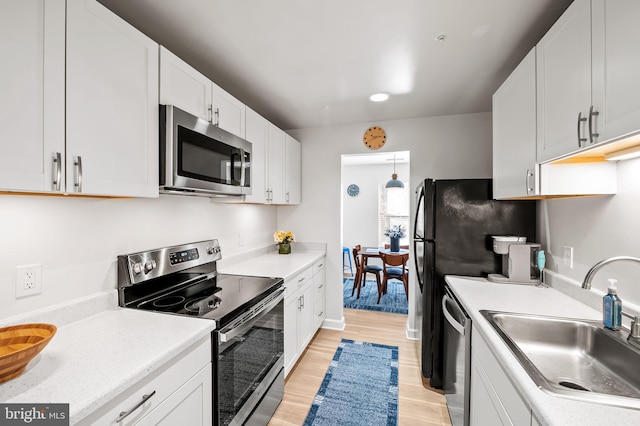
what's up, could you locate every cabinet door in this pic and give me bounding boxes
[66,0,158,197]
[0,0,65,193]
[536,0,592,162]
[244,107,269,203]
[212,82,246,138]
[591,0,640,143]
[159,46,212,122]
[493,48,537,199]
[470,358,505,426]
[284,294,300,376]
[138,364,212,426]
[297,282,314,350]
[285,135,301,204]
[268,124,286,204]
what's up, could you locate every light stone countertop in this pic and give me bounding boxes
[445,275,640,426]
[219,249,326,281]
[0,290,215,425]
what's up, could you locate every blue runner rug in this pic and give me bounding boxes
[303,339,399,426]
[343,278,408,314]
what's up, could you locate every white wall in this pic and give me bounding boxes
[277,112,493,332]
[540,156,640,308]
[0,194,276,319]
[342,161,410,251]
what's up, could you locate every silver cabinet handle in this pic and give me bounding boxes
[318,311,324,317]
[207,104,213,123]
[74,156,83,193]
[297,296,302,311]
[577,112,587,147]
[52,152,62,191]
[286,191,290,202]
[298,277,305,283]
[214,107,220,126]
[301,294,305,309]
[318,283,324,289]
[589,105,600,144]
[525,169,534,194]
[116,391,156,423]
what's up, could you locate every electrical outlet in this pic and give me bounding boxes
[16,264,42,298]
[563,246,574,269]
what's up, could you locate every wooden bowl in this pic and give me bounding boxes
[0,323,56,383]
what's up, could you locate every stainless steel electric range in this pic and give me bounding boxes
[117,239,285,426]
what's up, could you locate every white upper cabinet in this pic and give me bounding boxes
[268,124,287,204]
[536,0,592,163]
[591,0,640,142]
[159,46,246,138]
[66,0,159,198]
[493,48,538,199]
[212,83,246,139]
[1,0,158,198]
[537,0,640,162]
[285,135,301,204]
[244,107,269,203]
[0,0,65,193]
[160,46,212,122]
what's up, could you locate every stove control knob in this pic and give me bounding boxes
[132,262,143,274]
[206,246,214,255]
[144,260,157,274]
[207,246,221,255]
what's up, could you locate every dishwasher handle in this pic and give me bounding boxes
[442,294,466,335]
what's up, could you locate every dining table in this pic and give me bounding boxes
[357,246,410,278]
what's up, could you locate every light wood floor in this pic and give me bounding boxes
[269,308,452,426]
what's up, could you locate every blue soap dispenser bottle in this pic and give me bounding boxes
[603,278,622,330]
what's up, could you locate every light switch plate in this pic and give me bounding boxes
[563,246,574,269]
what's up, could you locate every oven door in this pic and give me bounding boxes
[160,105,252,196]
[215,291,284,426]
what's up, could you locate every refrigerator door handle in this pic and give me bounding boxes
[442,294,465,335]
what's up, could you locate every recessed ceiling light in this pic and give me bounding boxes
[369,93,389,102]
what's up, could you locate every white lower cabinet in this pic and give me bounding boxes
[470,328,532,426]
[79,337,212,426]
[284,257,326,376]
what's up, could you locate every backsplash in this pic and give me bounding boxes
[0,194,276,319]
[540,156,640,309]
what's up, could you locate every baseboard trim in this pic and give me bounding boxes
[405,321,418,340]
[321,316,346,331]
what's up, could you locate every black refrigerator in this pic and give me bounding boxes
[413,178,536,389]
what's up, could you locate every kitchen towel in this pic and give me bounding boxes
[303,338,398,426]
[342,278,408,315]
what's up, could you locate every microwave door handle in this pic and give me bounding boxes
[240,149,246,186]
[229,152,238,183]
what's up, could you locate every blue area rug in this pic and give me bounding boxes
[343,278,408,314]
[303,339,399,426]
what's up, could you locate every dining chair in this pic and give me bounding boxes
[379,252,409,303]
[351,245,382,300]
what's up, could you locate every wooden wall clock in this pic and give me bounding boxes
[363,126,386,150]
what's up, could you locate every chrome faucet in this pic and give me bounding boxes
[581,256,640,290]
[581,256,640,348]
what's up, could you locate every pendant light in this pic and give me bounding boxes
[385,154,404,189]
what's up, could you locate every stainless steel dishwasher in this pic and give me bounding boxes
[442,285,471,426]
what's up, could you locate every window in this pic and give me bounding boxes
[378,183,410,247]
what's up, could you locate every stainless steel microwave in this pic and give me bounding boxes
[160,105,252,197]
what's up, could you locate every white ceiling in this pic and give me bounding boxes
[98,0,572,130]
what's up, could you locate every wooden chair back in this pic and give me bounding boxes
[380,252,409,272]
[352,245,362,269]
[384,243,410,250]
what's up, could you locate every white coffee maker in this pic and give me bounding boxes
[488,236,541,284]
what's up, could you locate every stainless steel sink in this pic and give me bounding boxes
[481,310,640,409]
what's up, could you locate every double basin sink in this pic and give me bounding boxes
[482,310,640,410]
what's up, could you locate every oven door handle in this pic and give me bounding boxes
[218,288,284,343]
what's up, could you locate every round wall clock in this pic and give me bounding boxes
[347,184,360,197]
[363,126,386,150]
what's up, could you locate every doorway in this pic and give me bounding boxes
[340,151,410,315]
